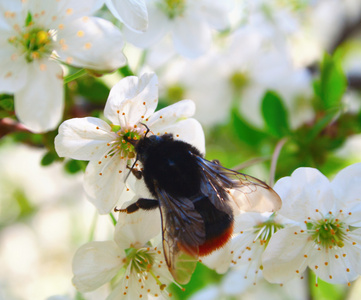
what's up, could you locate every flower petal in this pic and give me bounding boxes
[201,244,233,274]
[0,45,28,93]
[108,271,166,300]
[189,285,220,300]
[14,60,63,133]
[146,100,205,153]
[172,11,211,58]
[72,241,124,292]
[221,267,255,295]
[198,0,233,30]
[122,5,168,48]
[114,208,161,249]
[37,0,100,25]
[274,167,334,222]
[262,226,310,283]
[0,1,22,31]
[106,0,148,32]
[104,73,158,126]
[331,163,361,206]
[233,212,269,233]
[84,157,127,214]
[56,17,126,71]
[308,245,359,284]
[55,117,115,161]
[169,118,206,154]
[147,99,196,128]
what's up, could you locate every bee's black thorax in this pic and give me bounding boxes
[135,134,203,198]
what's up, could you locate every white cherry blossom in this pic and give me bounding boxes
[262,164,361,285]
[55,72,205,214]
[230,212,285,283]
[94,0,148,32]
[122,0,233,58]
[72,209,175,299]
[0,0,126,132]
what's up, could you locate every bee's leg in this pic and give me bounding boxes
[114,198,158,214]
[126,165,143,179]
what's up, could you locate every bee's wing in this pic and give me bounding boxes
[192,155,282,214]
[154,185,205,284]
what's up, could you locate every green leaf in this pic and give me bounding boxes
[261,91,290,137]
[64,159,87,174]
[169,263,222,299]
[0,111,12,118]
[314,53,347,110]
[0,97,14,111]
[75,292,87,300]
[231,108,266,146]
[118,65,134,77]
[25,11,32,26]
[309,271,346,300]
[41,151,57,166]
[76,77,110,104]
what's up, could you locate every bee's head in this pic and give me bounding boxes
[123,123,151,147]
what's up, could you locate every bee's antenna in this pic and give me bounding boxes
[124,154,139,183]
[140,122,150,137]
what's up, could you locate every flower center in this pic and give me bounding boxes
[308,214,346,248]
[159,0,186,19]
[111,126,142,160]
[254,218,284,247]
[229,72,249,92]
[126,247,155,273]
[233,216,284,274]
[8,12,53,62]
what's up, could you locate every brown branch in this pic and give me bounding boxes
[0,118,31,138]
[329,14,361,54]
[347,74,361,90]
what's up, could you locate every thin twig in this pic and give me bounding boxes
[269,138,288,187]
[232,156,271,171]
[0,117,30,138]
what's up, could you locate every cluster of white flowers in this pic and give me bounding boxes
[2,0,361,299]
[0,0,126,132]
[54,71,361,298]
[0,0,235,133]
[263,164,361,286]
[72,210,175,299]
[55,72,205,214]
[55,71,205,298]
[197,163,361,296]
